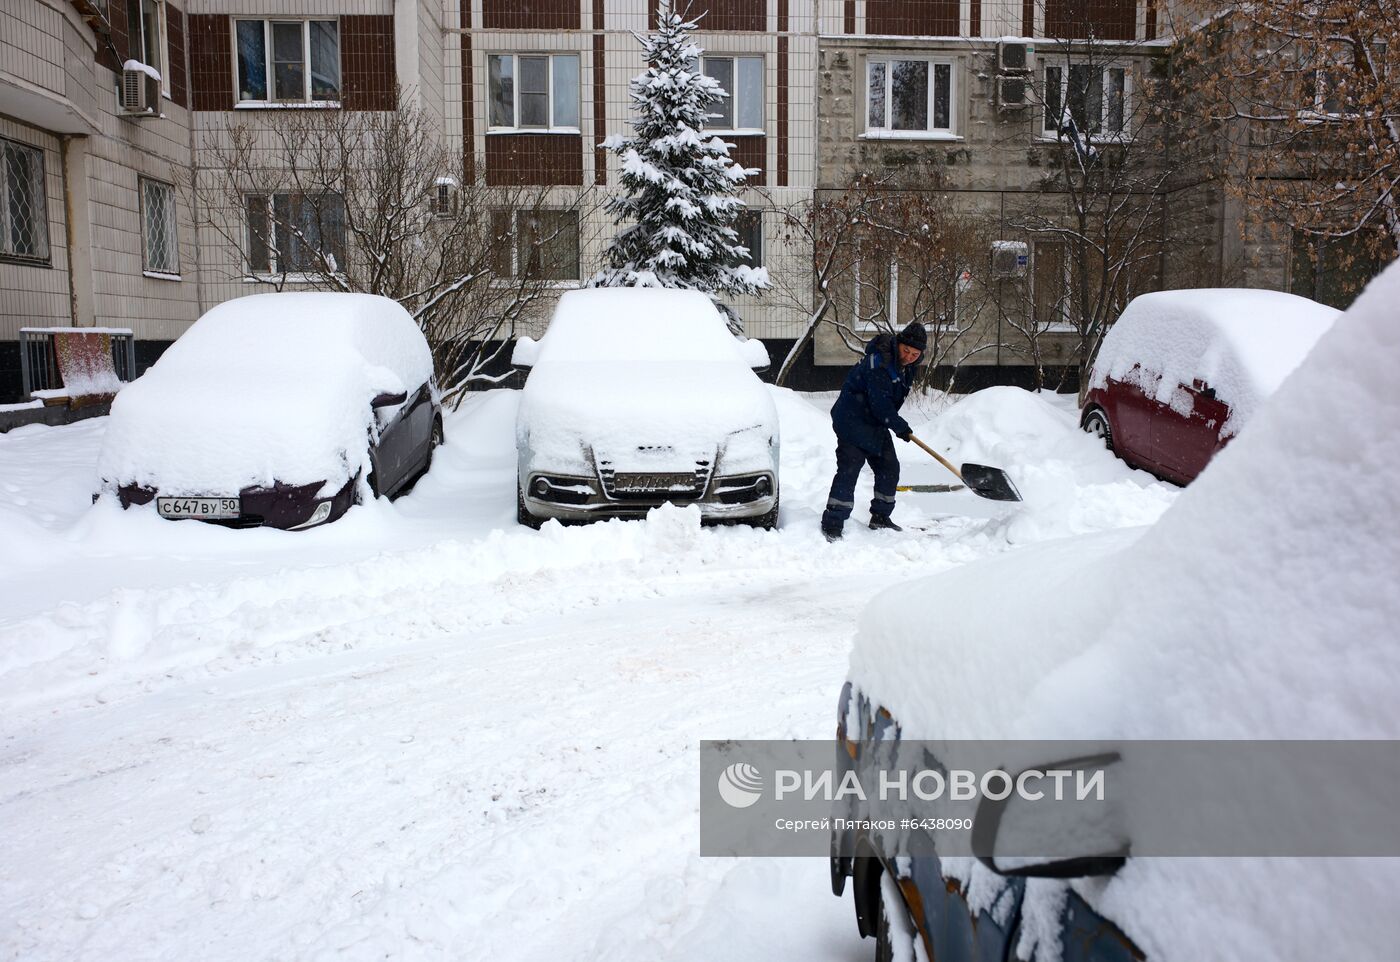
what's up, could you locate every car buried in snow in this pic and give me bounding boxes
[97,292,442,530]
[1081,289,1337,485]
[512,288,779,528]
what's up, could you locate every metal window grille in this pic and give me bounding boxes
[141,177,179,274]
[1,139,51,263]
[19,330,136,398]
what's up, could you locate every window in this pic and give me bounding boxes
[140,177,178,276]
[126,0,168,96]
[1310,42,1387,119]
[852,259,959,331]
[731,210,762,268]
[236,19,340,104]
[866,58,954,134]
[490,209,580,281]
[1043,64,1128,137]
[1032,241,1070,327]
[488,54,580,130]
[702,56,764,131]
[1,139,50,263]
[246,192,346,275]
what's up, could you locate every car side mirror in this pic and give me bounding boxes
[512,336,541,370]
[372,391,408,409]
[739,337,770,372]
[1191,378,1217,400]
[971,752,1128,879]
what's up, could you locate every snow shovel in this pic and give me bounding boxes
[908,435,1022,502]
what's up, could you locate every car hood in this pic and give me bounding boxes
[517,362,779,474]
[98,361,401,496]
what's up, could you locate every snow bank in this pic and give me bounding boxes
[97,293,431,496]
[848,264,1400,960]
[1090,289,1337,434]
[518,289,777,475]
[913,387,1176,542]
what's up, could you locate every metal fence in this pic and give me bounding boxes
[18,328,136,399]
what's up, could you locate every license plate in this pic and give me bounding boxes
[156,496,240,520]
[613,473,695,493]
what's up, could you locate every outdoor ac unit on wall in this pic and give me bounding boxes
[120,66,159,117]
[997,41,1034,73]
[998,76,1030,109]
[990,241,1029,278]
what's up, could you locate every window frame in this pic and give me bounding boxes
[701,55,765,133]
[139,175,180,278]
[0,137,52,266]
[244,191,347,279]
[486,53,582,133]
[731,209,763,269]
[127,0,170,98]
[864,55,958,139]
[1040,61,1132,140]
[851,258,961,333]
[233,18,342,108]
[489,208,581,285]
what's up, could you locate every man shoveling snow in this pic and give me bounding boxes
[820,323,926,541]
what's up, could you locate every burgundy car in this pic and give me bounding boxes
[1082,289,1337,485]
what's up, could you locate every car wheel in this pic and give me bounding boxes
[517,485,543,530]
[750,496,780,530]
[418,416,444,478]
[1082,408,1114,450]
[874,872,917,962]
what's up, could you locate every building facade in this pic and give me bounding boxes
[0,0,1370,405]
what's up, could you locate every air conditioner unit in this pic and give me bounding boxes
[990,241,1029,278]
[998,75,1030,110]
[997,41,1033,73]
[120,66,159,117]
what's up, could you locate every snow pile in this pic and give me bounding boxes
[517,290,778,475]
[97,293,431,497]
[1090,289,1337,434]
[914,387,1175,542]
[848,263,1400,960]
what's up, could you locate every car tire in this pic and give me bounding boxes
[874,872,916,962]
[1082,407,1114,450]
[751,496,780,530]
[517,485,544,530]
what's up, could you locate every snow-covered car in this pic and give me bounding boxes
[1082,289,1337,485]
[832,266,1397,961]
[513,288,779,528]
[98,292,442,530]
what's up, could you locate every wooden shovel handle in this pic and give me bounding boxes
[908,434,965,483]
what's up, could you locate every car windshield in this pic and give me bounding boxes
[535,290,745,366]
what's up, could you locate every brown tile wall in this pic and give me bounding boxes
[730,134,764,183]
[342,15,397,111]
[1045,0,1136,40]
[486,134,584,186]
[483,0,582,30]
[865,0,960,36]
[648,0,764,32]
[187,14,232,111]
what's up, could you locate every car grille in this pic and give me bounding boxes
[597,456,712,500]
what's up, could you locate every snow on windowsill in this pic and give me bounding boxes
[484,127,583,136]
[143,270,182,282]
[1033,133,1131,145]
[860,130,963,142]
[709,129,766,137]
[243,273,344,284]
[235,101,343,110]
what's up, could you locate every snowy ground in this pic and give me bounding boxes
[0,387,1175,961]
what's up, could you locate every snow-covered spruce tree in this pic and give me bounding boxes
[591,4,768,295]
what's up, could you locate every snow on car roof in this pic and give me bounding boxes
[846,264,1400,961]
[98,293,432,496]
[536,289,750,365]
[1090,289,1338,433]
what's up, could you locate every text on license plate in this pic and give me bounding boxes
[613,474,694,492]
[156,497,240,519]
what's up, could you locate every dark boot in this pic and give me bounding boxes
[868,515,902,532]
[821,522,844,542]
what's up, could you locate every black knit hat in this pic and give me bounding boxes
[897,322,928,354]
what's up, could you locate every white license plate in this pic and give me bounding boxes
[614,473,694,493]
[156,497,240,520]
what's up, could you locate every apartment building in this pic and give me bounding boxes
[0,0,1364,406]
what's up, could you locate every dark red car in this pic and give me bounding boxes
[1081,290,1337,485]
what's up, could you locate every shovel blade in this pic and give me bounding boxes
[959,463,1023,502]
